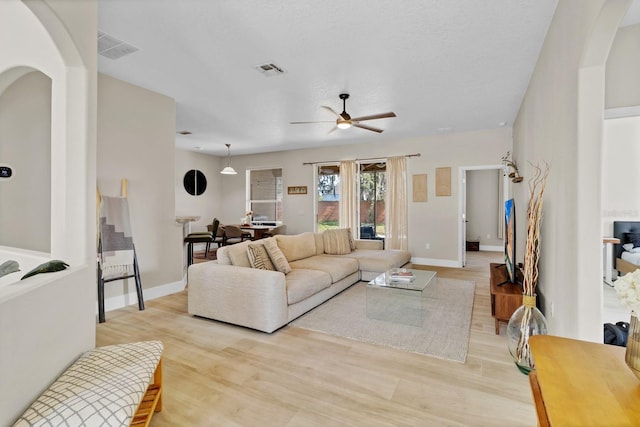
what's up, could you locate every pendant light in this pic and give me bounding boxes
[220,143,237,175]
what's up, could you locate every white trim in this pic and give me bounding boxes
[102,277,187,313]
[458,164,507,269]
[480,245,503,252]
[604,106,640,119]
[411,256,461,268]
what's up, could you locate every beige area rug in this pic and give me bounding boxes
[289,278,475,363]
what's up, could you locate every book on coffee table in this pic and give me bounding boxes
[389,270,415,282]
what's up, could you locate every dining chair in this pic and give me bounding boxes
[262,224,287,238]
[204,218,223,255]
[223,225,252,245]
[184,218,217,265]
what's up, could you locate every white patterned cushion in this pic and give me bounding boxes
[247,242,275,271]
[263,238,291,274]
[13,341,163,427]
[323,228,353,255]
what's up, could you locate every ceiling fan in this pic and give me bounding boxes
[290,93,396,134]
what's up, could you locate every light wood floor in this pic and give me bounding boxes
[96,251,537,426]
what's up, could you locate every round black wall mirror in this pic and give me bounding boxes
[183,169,207,196]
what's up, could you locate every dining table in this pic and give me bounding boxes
[239,224,276,240]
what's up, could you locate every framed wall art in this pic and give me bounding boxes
[287,186,307,195]
[412,174,427,202]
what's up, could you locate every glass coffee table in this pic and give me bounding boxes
[366,268,437,326]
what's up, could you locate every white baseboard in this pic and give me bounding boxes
[479,245,503,252]
[103,276,187,313]
[411,257,461,268]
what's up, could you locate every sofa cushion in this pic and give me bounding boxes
[216,246,232,265]
[285,269,332,304]
[223,240,253,267]
[289,255,359,283]
[348,228,356,250]
[343,249,411,273]
[247,243,275,271]
[313,232,324,255]
[323,228,353,255]
[275,232,316,262]
[264,238,292,274]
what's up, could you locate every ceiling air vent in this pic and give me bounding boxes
[255,62,286,77]
[98,30,139,60]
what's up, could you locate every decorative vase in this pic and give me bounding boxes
[506,294,548,375]
[625,314,640,381]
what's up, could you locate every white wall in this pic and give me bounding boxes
[466,169,503,249]
[98,74,184,307]
[513,0,631,341]
[213,127,511,266]
[602,116,640,234]
[606,23,640,109]
[0,71,51,252]
[175,148,222,233]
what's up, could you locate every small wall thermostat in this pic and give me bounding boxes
[0,164,13,181]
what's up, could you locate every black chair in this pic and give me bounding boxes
[184,218,218,266]
[205,219,224,254]
[360,225,375,239]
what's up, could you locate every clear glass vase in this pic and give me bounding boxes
[625,314,640,381]
[506,294,548,375]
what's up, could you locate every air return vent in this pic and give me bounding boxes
[255,62,286,77]
[98,30,139,60]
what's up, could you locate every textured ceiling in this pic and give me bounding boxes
[98,1,564,156]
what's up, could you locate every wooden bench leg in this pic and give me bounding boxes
[131,358,163,427]
[154,358,163,412]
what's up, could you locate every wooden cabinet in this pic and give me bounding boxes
[465,240,479,251]
[489,263,523,334]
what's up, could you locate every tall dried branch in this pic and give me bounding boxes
[522,162,550,296]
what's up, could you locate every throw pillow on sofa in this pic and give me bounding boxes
[323,228,352,255]
[263,238,292,274]
[247,243,275,271]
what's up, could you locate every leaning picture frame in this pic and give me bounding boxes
[287,186,307,195]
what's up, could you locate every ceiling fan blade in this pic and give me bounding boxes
[290,121,335,124]
[350,112,396,122]
[321,106,342,118]
[353,123,384,133]
[328,126,339,134]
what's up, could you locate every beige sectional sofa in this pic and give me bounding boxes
[188,230,411,333]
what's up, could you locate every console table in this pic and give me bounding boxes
[529,335,640,426]
[489,263,523,334]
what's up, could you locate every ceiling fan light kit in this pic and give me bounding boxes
[291,93,396,134]
[220,143,237,175]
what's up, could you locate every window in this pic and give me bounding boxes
[359,162,386,240]
[247,168,283,222]
[316,164,340,231]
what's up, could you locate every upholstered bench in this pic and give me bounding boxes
[13,341,163,427]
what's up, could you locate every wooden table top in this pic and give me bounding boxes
[603,237,621,244]
[529,335,640,426]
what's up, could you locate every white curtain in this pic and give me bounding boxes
[386,156,408,250]
[339,160,358,233]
